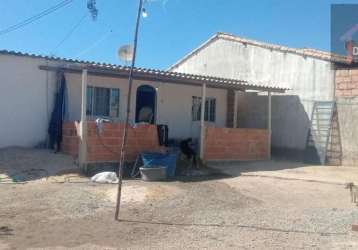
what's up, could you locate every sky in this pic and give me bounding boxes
[1,0,358,69]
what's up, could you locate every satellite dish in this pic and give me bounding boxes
[118,45,134,64]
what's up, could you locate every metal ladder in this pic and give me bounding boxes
[305,101,336,165]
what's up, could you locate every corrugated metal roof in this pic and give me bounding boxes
[168,32,350,71]
[0,49,288,92]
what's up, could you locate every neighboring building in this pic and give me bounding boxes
[169,32,358,166]
[334,66,358,165]
[0,50,286,164]
[2,32,357,166]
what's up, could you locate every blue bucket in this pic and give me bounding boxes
[141,152,177,177]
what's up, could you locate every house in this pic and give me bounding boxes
[169,32,358,166]
[0,50,286,168]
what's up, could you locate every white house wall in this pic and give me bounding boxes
[0,53,228,148]
[170,38,335,151]
[65,73,227,140]
[0,55,58,148]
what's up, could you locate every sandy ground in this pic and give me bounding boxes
[208,160,358,184]
[1,148,358,249]
[0,147,78,183]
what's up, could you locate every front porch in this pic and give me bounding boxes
[204,127,269,161]
[61,121,270,165]
[62,121,164,163]
[41,63,287,170]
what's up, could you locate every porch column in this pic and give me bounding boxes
[267,91,272,160]
[233,90,239,128]
[79,69,88,171]
[200,83,207,160]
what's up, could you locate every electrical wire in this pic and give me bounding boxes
[51,12,88,54]
[74,29,113,58]
[0,0,75,36]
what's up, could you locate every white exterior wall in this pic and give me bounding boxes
[0,53,228,148]
[0,55,58,148]
[170,38,336,151]
[66,73,227,139]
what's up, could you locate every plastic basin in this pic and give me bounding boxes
[139,166,167,181]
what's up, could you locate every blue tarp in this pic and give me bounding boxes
[48,73,66,151]
[141,152,177,177]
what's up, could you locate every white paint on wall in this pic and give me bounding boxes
[0,53,227,148]
[171,38,335,100]
[170,38,336,150]
[0,55,58,148]
[65,73,227,139]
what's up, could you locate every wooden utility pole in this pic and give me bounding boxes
[79,69,88,173]
[115,0,144,221]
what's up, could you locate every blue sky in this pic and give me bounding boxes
[0,0,357,69]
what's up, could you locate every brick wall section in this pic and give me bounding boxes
[226,89,235,127]
[61,121,163,163]
[204,127,269,161]
[335,69,358,97]
[62,122,79,157]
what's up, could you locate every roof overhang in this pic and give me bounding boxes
[39,64,288,93]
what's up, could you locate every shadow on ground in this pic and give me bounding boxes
[171,154,316,183]
[0,147,323,184]
[204,158,314,179]
[0,147,79,182]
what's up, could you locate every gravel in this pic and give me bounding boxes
[1,148,358,249]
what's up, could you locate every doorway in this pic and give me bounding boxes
[135,85,156,124]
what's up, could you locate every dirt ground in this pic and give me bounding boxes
[1,148,358,249]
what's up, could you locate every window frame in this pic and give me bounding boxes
[192,96,216,122]
[86,86,120,119]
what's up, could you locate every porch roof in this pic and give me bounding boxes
[40,63,288,93]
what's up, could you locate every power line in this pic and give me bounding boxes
[74,30,113,58]
[0,0,75,36]
[51,12,88,54]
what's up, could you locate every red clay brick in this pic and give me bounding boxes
[344,90,353,96]
[352,88,358,96]
[204,127,268,161]
[336,89,345,97]
[62,122,76,129]
[336,83,346,90]
[335,69,358,97]
[351,75,358,82]
[61,121,161,163]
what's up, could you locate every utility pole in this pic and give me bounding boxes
[115,0,144,221]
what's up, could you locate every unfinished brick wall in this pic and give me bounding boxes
[61,121,163,163]
[62,122,79,157]
[334,68,358,166]
[204,127,269,161]
[335,69,358,97]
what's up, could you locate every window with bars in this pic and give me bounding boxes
[86,86,120,118]
[192,96,216,122]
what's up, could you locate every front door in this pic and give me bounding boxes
[135,85,156,124]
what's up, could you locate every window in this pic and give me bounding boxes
[86,86,120,117]
[192,96,216,122]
